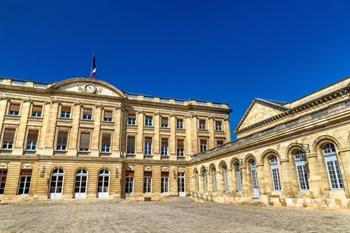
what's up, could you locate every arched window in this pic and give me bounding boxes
[201,168,208,193]
[194,170,199,192]
[50,168,64,199]
[98,169,110,198]
[269,155,281,191]
[322,143,343,189]
[221,164,229,192]
[249,159,259,198]
[74,168,88,198]
[211,167,217,192]
[293,149,309,191]
[234,162,242,192]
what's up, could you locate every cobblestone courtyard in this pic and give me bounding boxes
[0,198,350,233]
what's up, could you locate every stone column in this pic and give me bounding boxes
[224,118,231,142]
[169,114,176,160]
[152,165,161,198]
[185,115,192,157]
[38,101,55,155]
[13,100,31,155]
[90,105,102,157]
[306,153,322,198]
[0,98,8,136]
[136,112,144,159]
[112,107,122,158]
[191,114,199,154]
[241,167,249,198]
[153,113,160,159]
[63,164,74,198]
[279,159,294,196]
[67,103,81,156]
[208,117,215,149]
[4,162,21,197]
[133,164,144,196]
[338,149,350,197]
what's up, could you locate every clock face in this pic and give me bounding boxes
[85,84,96,93]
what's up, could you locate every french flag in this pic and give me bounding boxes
[90,54,96,78]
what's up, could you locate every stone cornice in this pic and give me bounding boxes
[236,86,350,135]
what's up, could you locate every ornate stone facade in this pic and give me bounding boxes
[1,75,350,209]
[0,77,230,202]
[191,77,350,209]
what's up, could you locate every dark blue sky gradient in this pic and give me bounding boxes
[1,0,350,138]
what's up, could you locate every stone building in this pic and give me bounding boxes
[1,75,350,209]
[0,77,231,202]
[191,77,350,208]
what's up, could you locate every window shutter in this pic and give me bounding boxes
[9,103,20,112]
[20,169,32,176]
[32,105,42,112]
[161,138,168,146]
[27,130,38,141]
[80,132,90,149]
[83,108,92,115]
[61,105,71,112]
[104,111,112,118]
[102,133,111,145]
[3,129,16,142]
[177,139,184,148]
[57,131,68,145]
[126,171,134,177]
[144,171,152,177]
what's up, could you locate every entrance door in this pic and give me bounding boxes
[178,172,186,197]
[74,169,87,199]
[50,168,64,199]
[250,162,260,198]
[97,169,110,199]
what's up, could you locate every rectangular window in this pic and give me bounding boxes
[31,105,43,117]
[79,132,90,151]
[143,171,152,193]
[18,169,32,195]
[125,171,134,193]
[60,105,71,118]
[127,114,136,125]
[144,137,152,155]
[161,138,168,156]
[82,108,93,120]
[161,117,168,128]
[199,119,206,130]
[176,118,184,129]
[56,131,68,151]
[8,103,20,116]
[200,139,207,153]
[216,140,224,147]
[215,121,223,131]
[127,136,135,154]
[161,172,169,193]
[2,128,16,149]
[26,130,39,151]
[0,170,7,194]
[145,116,153,127]
[101,133,111,153]
[103,110,113,122]
[177,139,185,156]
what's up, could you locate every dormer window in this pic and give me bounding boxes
[8,103,20,116]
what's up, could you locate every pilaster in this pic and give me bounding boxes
[67,103,81,156]
[13,100,31,155]
[90,105,102,157]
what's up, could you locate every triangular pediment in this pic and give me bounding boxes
[49,77,126,98]
[235,99,286,132]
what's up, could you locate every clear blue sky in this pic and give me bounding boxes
[1,0,350,138]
